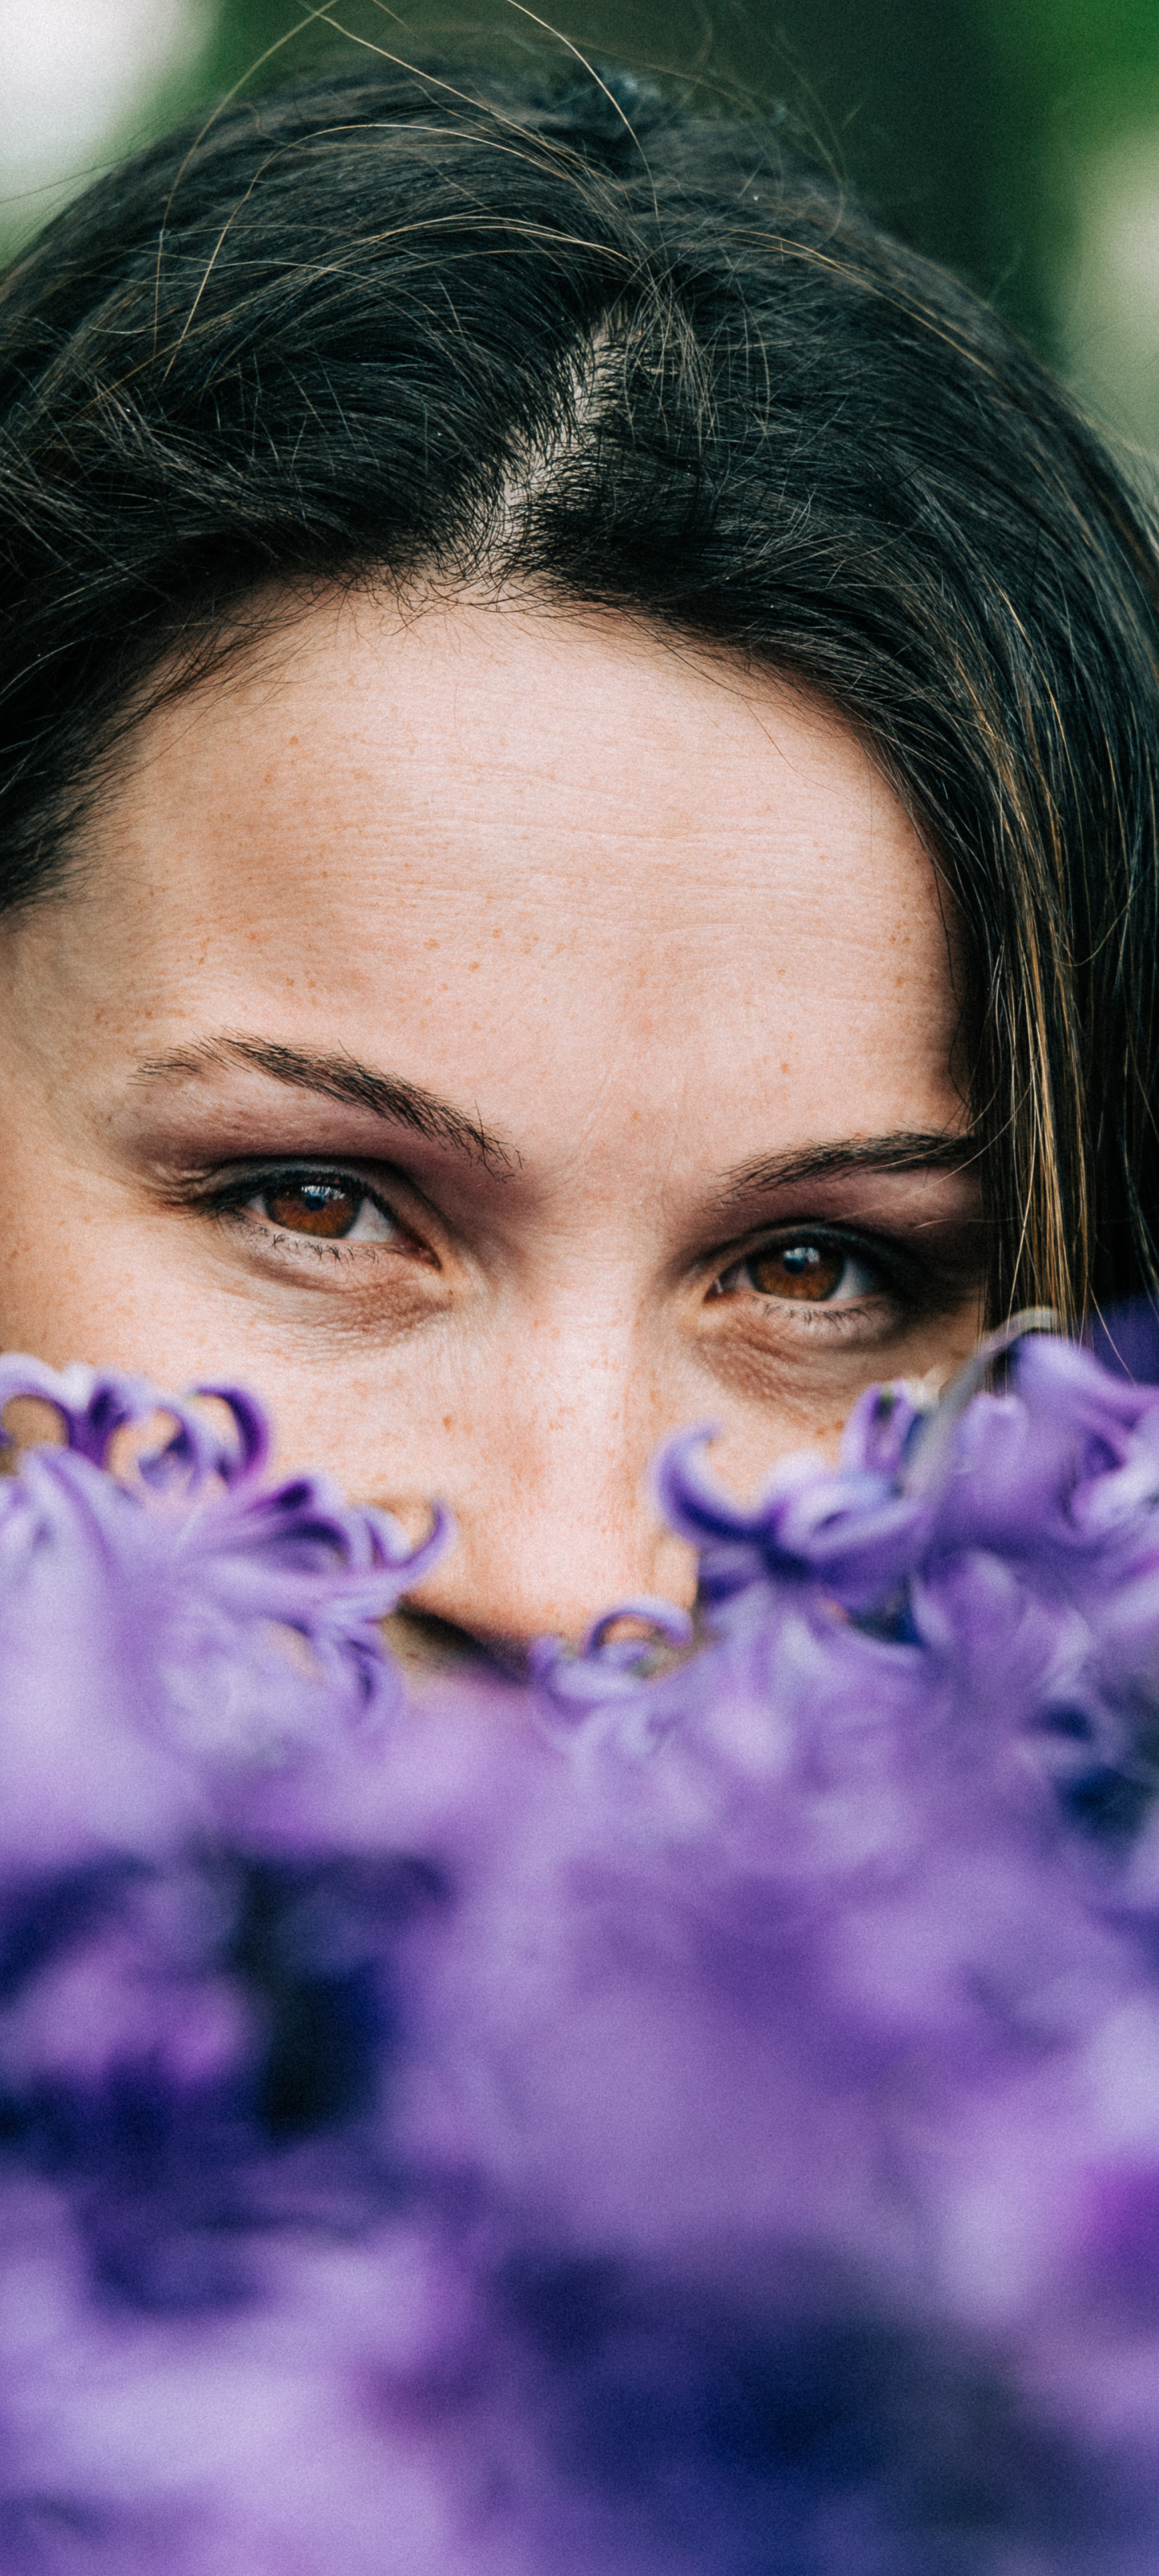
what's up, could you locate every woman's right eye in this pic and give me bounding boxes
[243,1174,400,1244]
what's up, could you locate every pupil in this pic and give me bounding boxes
[263,1179,360,1239]
[749,1241,844,1302]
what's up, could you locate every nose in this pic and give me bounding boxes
[394,1322,700,1660]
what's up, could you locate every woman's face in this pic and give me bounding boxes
[0,597,983,1654]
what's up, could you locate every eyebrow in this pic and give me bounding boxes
[134,1036,518,1174]
[717,1130,984,1207]
[136,1047,975,1205]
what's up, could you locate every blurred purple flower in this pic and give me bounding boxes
[2,1336,1159,2568]
[0,1360,449,1874]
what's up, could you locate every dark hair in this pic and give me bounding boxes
[2,59,1158,1325]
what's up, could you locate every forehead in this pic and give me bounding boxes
[54,593,959,1150]
[85,592,942,933]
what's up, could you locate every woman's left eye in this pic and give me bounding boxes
[244,1174,399,1243]
[717,1237,884,1305]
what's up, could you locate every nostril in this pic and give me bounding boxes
[381,1603,511,1683]
[378,1482,700,1678]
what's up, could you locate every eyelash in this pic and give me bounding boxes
[202,1167,909,1327]
[712,1230,900,1320]
[204,1166,416,1263]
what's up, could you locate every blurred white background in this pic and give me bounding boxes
[0,0,211,236]
[1059,128,1159,460]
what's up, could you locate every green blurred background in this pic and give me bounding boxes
[4,0,1159,459]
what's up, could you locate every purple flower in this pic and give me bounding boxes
[650,1410,932,1614]
[2,1337,1159,2569]
[0,1360,449,1874]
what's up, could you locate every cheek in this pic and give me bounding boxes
[0,1171,167,1364]
[0,1098,223,1380]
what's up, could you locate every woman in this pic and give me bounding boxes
[0,57,1157,1659]
[6,64,1159,2574]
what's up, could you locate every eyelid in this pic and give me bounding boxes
[712,1214,988,1331]
[188,1155,406,1212]
[715,1222,901,1290]
[191,1157,438,1256]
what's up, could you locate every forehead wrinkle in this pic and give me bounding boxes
[717,1130,984,1209]
[133,1034,519,1174]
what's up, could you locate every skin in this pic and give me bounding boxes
[0,594,984,1659]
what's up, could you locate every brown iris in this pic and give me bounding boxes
[262,1178,365,1239]
[746,1241,847,1302]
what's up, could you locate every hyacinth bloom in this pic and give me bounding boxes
[3,1340,1159,2569]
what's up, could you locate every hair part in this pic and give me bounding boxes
[2,59,1159,1324]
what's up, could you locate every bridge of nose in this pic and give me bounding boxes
[394,1324,701,1653]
